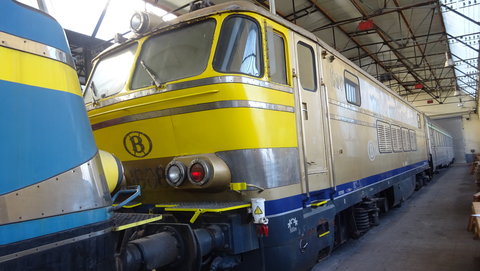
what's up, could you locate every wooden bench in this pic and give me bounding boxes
[467,202,480,239]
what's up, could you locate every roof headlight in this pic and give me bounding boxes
[165,161,186,187]
[130,11,164,35]
[130,12,146,33]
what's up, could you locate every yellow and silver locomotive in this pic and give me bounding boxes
[83,2,453,270]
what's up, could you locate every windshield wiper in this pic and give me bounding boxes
[140,60,163,88]
[90,81,100,104]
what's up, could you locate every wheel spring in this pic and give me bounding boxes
[354,207,370,233]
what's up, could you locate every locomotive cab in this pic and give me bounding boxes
[84,6,301,204]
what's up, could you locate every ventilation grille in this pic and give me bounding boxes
[377,121,392,153]
[409,130,417,151]
[391,125,403,152]
[402,128,411,151]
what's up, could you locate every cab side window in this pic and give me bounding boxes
[344,70,361,106]
[297,42,317,91]
[268,31,287,85]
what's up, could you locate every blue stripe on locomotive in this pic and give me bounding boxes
[0,80,97,195]
[0,207,109,245]
[0,0,70,53]
[265,160,428,216]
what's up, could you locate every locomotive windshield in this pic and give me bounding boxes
[130,19,216,89]
[84,43,138,103]
[84,15,266,104]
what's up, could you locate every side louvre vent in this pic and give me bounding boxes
[409,130,417,151]
[376,121,392,153]
[401,127,411,151]
[391,125,403,152]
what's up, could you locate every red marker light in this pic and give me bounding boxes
[257,224,269,237]
[190,163,205,183]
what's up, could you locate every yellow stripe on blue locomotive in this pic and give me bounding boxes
[0,46,80,96]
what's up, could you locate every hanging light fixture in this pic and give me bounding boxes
[453,88,461,96]
[358,19,375,31]
[444,52,455,67]
[414,83,424,89]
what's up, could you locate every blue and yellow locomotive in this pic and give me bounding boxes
[0,1,197,270]
[0,0,116,269]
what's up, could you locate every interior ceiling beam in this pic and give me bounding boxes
[447,33,480,54]
[310,0,438,33]
[347,0,441,100]
[414,100,475,108]
[284,3,315,22]
[390,51,445,62]
[454,67,480,85]
[405,94,475,102]
[359,52,455,69]
[441,4,480,27]
[340,31,446,53]
[390,56,480,72]
[347,38,448,62]
[452,52,479,70]
[388,76,461,84]
[392,67,452,77]
[390,0,444,92]
[91,0,111,38]
[456,77,478,94]
[304,0,418,96]
[253,0,288,17]
[436,1,466,106]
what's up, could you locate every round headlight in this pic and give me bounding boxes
[168,165,181,182]
[188,159,211,185]
[130,12,148,33]
[165,161,186,187]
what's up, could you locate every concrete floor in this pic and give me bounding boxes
[312,164,480,271]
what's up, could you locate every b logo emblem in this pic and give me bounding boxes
[123,131,152,158]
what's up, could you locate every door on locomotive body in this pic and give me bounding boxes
[292,34,331,193]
